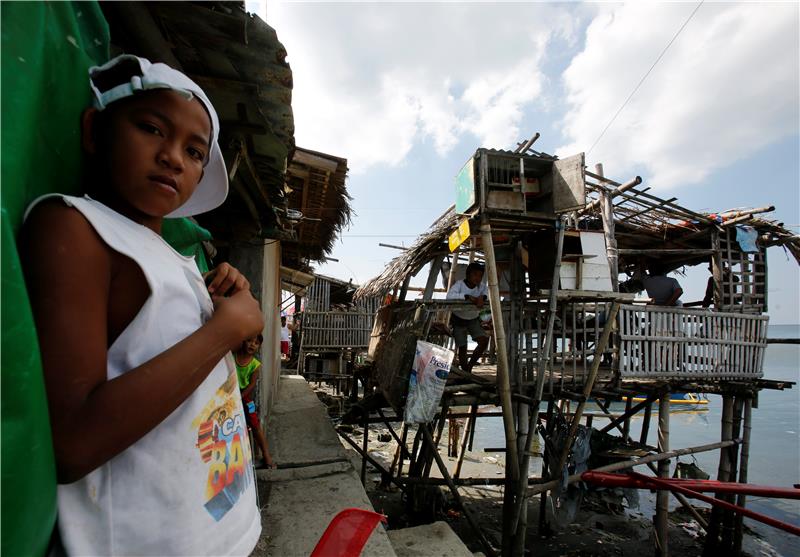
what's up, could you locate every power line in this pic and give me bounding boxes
[587,1,704,155]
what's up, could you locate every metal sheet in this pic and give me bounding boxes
[552,152,586,211]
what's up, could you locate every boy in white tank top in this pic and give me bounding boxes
[19,55,264,556]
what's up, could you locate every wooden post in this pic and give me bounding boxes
[481,219,520,557]
[711,231,724,310]
[396,423,410,477]
[454,404,478,479]
[480,220,519,477]
[595,163,619,291]
[705,395,734,555]
[622,396,633,440]
[654,394,670,557]
[733,397,752,553]
[399,275,411,301]
[447,252,460,290]
[539,400,555,534]
[640,402,653,445]
[361,412,369,486]
[511,243,528,557]
[722,397,744,550]
[423,254,445,301]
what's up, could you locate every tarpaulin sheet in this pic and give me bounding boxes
[162,218,213,274]
[1,3,109,555]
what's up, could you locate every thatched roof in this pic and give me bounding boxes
[355,207,458,299]
[282,147,353,269]
[582,172,800,270]
[355,169,799,299]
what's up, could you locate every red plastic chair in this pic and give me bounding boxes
[310,508,388,557]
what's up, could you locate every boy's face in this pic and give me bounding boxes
[467,269,484,285]
[99,90,212,217]
[244,337,261,355]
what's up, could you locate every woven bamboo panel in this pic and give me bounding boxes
[617,305,768,380]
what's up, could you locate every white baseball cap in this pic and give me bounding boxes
[88,54,228,218]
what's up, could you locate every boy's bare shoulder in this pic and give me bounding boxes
[21,199,112,266]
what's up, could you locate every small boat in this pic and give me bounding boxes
[624,393,708,406]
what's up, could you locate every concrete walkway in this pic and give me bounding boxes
[251,375,396,557]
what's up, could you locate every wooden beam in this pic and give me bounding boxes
[293,149,340,173]
[422,255,445,301]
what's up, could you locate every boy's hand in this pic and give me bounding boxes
[204,263,251,297]
[211,289,264,346]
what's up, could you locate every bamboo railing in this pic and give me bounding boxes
[617,305,768,380]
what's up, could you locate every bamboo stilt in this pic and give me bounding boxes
[480,220,519,478]
[361,412,369,486]
[722,397,744,550]
[622,396,633,440]
[733,397,752,553]
[595,163,619,291]
[654,395,671,557]
[705,395,734,555]
[397,423,414,478]
[481,219,519,556]
[454,404,478,479]
[640,402,653,445]
[538,400,555,535]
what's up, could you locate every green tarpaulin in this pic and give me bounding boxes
[1,3,109,555]
[1,5,218,554]
[162,218,213,274]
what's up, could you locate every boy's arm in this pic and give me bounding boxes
[241,363,260,400]
[20,205,263,483]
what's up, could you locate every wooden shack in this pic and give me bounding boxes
[298,274,381,391]
[352,137,799,557]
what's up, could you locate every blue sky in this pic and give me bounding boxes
[249,1,799,324]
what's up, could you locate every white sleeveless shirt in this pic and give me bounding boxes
[26,195,261,556]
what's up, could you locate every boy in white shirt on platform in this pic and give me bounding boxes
[446,262,490,372]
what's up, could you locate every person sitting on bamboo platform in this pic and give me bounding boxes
[447,262,490,373]
[642,265,684,306]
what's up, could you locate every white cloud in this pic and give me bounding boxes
[252,1,582,173]
[558,2,800,187]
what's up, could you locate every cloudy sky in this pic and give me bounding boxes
[248,1,799,324]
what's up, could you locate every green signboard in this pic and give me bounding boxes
[455,156,476,214]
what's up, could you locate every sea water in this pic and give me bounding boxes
[472,324,799,555]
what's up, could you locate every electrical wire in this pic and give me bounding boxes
[587,0,704,155]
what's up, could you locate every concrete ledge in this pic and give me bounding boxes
[387,522,475,557]
[265,375,350,467]
[256,460,352,483]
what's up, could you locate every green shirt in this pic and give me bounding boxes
[235,357,261,390]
